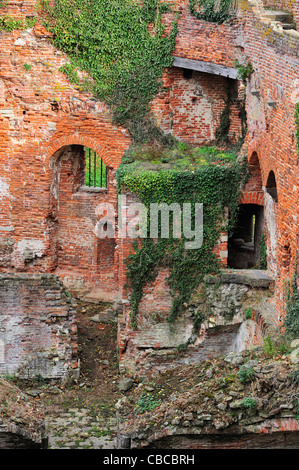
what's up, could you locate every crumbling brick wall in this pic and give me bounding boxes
[262,0,299,27]
[237,1,299,323]
[152,68,243,145]
[118,268,272,377]
[0,1,131,296]
[0,273,78,379]
[0,0,298,366]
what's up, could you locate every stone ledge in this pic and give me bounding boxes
[204,269,274,288]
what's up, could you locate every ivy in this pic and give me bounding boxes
[258,232,267,270]
[117,146,248,328]
[40,0,178,144]
[189,0,234,24]
[215,84,247,148]
[0,15,37,31]
[283,268,299,340]
[0,0,37,32]
[234,59,254,82]
[215,97,231,145]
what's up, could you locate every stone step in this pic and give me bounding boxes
[263,9,293,23]
[280,22,296,30]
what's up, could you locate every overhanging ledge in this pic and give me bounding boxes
[173,56,238,79]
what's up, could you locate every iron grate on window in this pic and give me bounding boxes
[84,147,107,188]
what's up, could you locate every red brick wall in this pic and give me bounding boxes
[0,3,131,296]
[0,273,78,380]
[152,68,243,144]
[0,0,298,333]
[162,0,240,67]
[237,1,299,323]
[262,0,299,27]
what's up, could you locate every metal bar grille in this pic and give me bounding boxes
[84,147,107,188]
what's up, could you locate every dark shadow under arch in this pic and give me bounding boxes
[266,170,278,203]
[228,203,264,269]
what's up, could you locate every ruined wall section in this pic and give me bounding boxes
[152,68,244,145]
[0,5,131,294]
[0,273,78,380]
[152,1,244,144]
[236,1,299,323]
[262,0,299,27]
[118,190,273,380]
[162,0,239,66]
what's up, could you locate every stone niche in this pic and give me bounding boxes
[0,273,79,380]
[118,269,275,377]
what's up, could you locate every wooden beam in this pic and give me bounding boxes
[173,57,238,80]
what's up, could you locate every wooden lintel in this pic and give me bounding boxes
[173,57,238,80]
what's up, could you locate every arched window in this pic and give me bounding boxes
[84,147,107,188]
[266,171,278,203]
[248,152,262,190]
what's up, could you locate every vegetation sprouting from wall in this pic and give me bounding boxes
[283,269,299,339]
[117,145,248,328]
[189,0,234,24]
[40,0,178,144]
[0,11,37,31]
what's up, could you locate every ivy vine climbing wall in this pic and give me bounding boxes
[41,0,178,143]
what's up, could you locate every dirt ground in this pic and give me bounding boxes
[13,300,125,423]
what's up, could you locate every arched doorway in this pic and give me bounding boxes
[228,203,264,269]
[228,152,265,269]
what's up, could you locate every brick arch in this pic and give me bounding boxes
[239,191,264,206]
[241,151,264,206]
[43,132,130,169]
[46,135,123,297]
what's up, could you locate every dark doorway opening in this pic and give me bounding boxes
[228,204,264,269]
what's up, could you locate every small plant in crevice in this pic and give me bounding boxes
[242,396,258,410]
[189,0,234,24]
[234,60,254,82]
[237,365,255,384]
[263,336,275,357]
[136,393,160,414]
[283,267,299,340]
[245,308,252,320]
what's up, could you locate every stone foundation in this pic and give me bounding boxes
[118,269,275,377]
